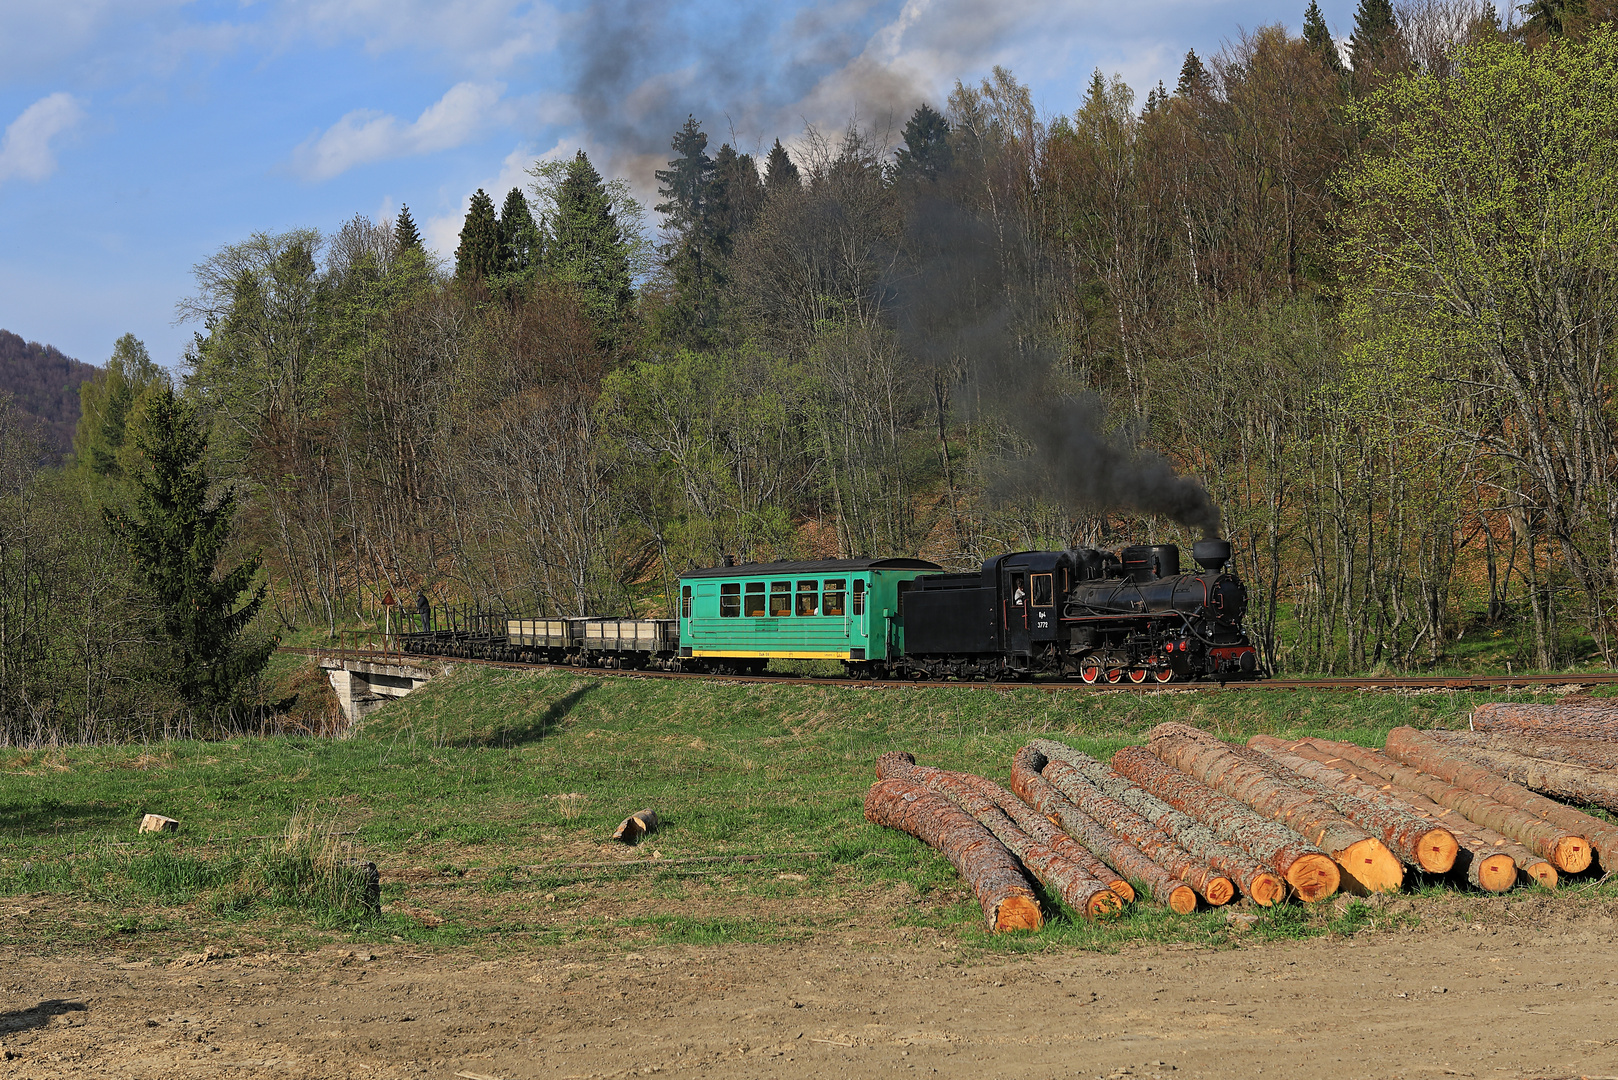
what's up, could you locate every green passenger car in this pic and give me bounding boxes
[676,558,942,674]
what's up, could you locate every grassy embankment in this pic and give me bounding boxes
[3,665,1614,956]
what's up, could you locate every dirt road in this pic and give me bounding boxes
[4,907,1616,1080]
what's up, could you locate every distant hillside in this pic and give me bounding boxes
[0,329,99,462]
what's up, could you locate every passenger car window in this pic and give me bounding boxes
[823,580,846,616]
[720,583,740,617]
[744,582,765,616]
[681,585,692,618]
[852,579,866,616]
[796,580,819,616]
[769,581,792,617]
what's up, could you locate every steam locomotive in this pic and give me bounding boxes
[402,539,1261,684]
[890,538,1260,683]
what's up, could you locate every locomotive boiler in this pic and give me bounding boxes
[895,539,1260,683]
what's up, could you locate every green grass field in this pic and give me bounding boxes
[2,664,1613,957]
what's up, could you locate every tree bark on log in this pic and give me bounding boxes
[864,778,1042,933]
[1111,745,1340,901]
[1206,739,1459,874]
[874,753,1122,917]
[1419,732,1618,811]
[1471,702,1618,741]
[1382,727,1604,873]
[1010,745,1204,913]
[1029,739,1283,906]
[1145,724,1405,894]
[1430,728,1618,772]
[1268,736,1563,886]
[1246,737,1517,892]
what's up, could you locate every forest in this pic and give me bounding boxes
[4,0,1618,743]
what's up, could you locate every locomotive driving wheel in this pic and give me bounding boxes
[1128,669,1148,684]
[1080,665,1102,684]
[1153,668,1175,683]
[1105,668,1124,684]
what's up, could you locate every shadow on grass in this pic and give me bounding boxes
[0,799,121,837]
[0,999,86,1034]
[455,681,599,747]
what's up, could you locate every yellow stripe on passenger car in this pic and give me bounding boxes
[690,650,853,660]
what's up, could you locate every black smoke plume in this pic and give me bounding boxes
[891,199,1222,539]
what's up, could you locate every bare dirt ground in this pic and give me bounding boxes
[4,905,1618,1080]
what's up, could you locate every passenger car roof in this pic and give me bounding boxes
[678,557,942,581]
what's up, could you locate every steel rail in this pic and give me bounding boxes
[282,646,1617,695]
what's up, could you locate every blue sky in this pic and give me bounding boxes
[0,0,1361,369]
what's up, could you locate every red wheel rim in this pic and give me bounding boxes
[1105,668,1124,683]
[1128,669,1148,684]
[1081,666,1101,684]
[1153,668,1175,683]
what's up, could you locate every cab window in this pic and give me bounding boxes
[681,585,692,618]
[823,580,847,616]
[852,579,866,616]
[720,582,740,617]
[769,581,792,617]
[744,582,766,616]
[1032,573,1053,606]
[796,580,819,616]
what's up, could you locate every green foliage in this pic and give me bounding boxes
[454,188,501,283]
[71,334,168,489]
[1176,49,1209,95]
[102,385,275,716]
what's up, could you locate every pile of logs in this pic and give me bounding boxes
[863,698,1617,933]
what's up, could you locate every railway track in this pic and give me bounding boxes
[282,646,1618,694]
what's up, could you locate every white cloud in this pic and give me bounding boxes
[279,0,561,73]
[0,93,87,184]
[291,82,507,181]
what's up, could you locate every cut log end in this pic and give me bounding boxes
[1416,828,1459,874]
[1086,890,1124,918]
[1203,876,1235,907]
[995,896,1044,932]
[1335,838,1405,895]
[1525,861,1559,889]
[1248,873,1286,908]
[612,809,659,844]
[1105,879,1136,904]
[1167,884,1198,915]
[1553,835,1593,874]
[1474,853,1517,894]
[1284,853,1341,902]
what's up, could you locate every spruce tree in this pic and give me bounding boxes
[103,385,273,715]
[497,187,543,282]
[1349,0,1401,76]
[764,139,800,192]
[454,188,500,282]
[892,104,953,185]
[1304,1,1345,73]
[393,204,422,251]
[655,117,721,343]
[548,151,634,330]
[1176,50,1210,96]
